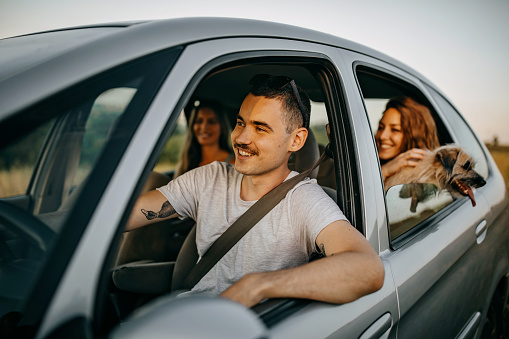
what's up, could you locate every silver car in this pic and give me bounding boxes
[0,18,507,339]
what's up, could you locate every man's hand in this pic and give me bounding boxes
[220,273,268,307]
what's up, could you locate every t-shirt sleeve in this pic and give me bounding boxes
[157,162,229,220]
[290,181,348,255]
[157,169,199,220]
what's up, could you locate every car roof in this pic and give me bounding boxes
[0,17,433,120]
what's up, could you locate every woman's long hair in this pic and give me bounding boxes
[174,101,232,178]
[384,97,440,154]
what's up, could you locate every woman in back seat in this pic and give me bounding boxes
[375,97,439,183]
[174,101,234,178]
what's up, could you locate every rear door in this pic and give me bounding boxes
[345,49,492,338]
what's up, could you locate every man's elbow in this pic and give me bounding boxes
[365,255,385,294]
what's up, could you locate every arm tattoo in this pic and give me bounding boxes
[141,201,175,220]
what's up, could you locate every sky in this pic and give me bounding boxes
[1,0,508,144]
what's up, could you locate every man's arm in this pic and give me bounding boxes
[125,190,179,231]
[220,220,385,307]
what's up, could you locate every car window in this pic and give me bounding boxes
[0,48,181,326]
[0,85,138,321]
[153,111,187,175]
[355,65,457,243]
[108,57,353,328]
[72,87,137,188]
[0,119,54,198]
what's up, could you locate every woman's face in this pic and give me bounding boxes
[375,108,404,160]
[193,107,222,146]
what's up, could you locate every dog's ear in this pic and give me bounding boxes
[436,148,458,174]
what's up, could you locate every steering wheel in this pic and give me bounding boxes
[0,200,55,253]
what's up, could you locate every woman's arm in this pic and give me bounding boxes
[381,148,428,181]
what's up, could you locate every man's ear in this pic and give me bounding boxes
[289,127,308,152]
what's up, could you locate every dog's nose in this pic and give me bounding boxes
[475,176,486,188]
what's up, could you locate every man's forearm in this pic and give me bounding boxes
[221,251,384,307]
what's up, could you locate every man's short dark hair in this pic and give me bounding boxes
[249,74,311,133]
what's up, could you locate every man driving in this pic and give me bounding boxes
[126,74,384,307]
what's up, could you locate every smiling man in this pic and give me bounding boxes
[126,74,384,307]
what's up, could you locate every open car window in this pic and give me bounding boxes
[355,65,461,244]
[106,55,355,329]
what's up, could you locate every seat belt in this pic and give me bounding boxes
[180,145,333,290]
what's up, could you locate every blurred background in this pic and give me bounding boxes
[1,0,507,186]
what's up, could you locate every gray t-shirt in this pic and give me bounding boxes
[158,161,347,295]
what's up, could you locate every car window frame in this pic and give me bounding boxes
[351,61,470,249]
[93,49,361,332]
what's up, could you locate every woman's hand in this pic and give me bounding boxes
[381,148,428,181]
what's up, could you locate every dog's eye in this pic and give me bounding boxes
[462,161,471,170]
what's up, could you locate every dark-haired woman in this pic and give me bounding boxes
[174,102,234,178]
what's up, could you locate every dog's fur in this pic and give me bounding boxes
[384,145,486,208]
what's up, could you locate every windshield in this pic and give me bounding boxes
[0,47,181,328]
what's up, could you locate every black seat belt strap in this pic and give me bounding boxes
[180,145,332,290]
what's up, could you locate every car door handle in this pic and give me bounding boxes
[475,220,487,244]
[359,313,392,339]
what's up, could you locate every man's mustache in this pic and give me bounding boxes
[233,142,259,156]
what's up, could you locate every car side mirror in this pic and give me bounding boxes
[110,295,268,339]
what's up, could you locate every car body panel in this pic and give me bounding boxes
[269,260,398,338]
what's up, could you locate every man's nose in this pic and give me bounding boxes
[234,126,252,145]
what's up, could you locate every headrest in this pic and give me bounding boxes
[289,128,320,178]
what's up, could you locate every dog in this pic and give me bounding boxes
[384,145,486,210]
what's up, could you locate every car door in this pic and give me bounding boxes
[344,49,494,338]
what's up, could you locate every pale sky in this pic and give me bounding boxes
[1,0,508,143]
